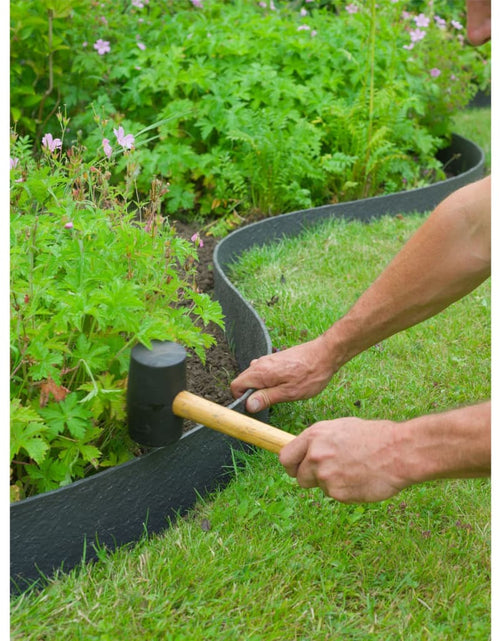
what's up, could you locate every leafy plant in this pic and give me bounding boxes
[10,122,224,500]
[10,0,490,221]
[10,0,88,139]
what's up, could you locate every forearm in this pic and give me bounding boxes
[323,177,491,369]
[231,178,490,412]
[400,401,491,483]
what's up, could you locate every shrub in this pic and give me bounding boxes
[11,0,490,220]
[10,121,223,500]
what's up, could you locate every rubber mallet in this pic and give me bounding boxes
[127,340,295,453]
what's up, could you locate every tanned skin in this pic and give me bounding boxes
[230,176,491,503]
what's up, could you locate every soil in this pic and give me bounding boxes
[173,221,241,424]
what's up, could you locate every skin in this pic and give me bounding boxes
[231,2,491,503]
[232,177,491,408]
[231,174,491,503]
[280,403,490,504]
[466,0,491,45]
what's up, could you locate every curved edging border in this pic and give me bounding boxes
[10,134,484,593]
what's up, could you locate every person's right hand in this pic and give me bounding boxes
[230,334,339,413]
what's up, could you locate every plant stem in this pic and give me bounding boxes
[37,9,61,137]
[363,0,377,197]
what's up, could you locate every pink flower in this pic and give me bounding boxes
[102,138,113,158]
[42,133,62,152]
[190,0,203,7]
[403,43,415,50]
[346,3,358,13]
[300,8,308,16]
[434,15,446,29]
[113,126,135,150]
[430,68,441,77]
[191,233,204,248]
[414,13,430,28]
[132,0,144,6]
[451,19,463,30]
[10,157,19,170]
[137,41,146,50]
[64,222,74,229]
[94,39,111,55]
[297,24,311,31]
[410,28,426,42]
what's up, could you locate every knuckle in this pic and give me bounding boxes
[306,423,323,437]
[315,467,331,483]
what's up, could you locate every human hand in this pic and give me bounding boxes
[279,417,410,503]
[230,335,339,413]
[466,0,491,45]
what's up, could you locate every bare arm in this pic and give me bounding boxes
[323,175,491,367]
[231,176,491,412]
[279,402,490,503]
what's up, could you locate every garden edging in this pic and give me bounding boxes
[11,133,484,593]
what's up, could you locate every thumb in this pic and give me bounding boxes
[245,389,275,413]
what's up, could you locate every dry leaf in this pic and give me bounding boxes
[40,378,71,407]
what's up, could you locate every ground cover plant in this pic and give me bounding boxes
[11,0,490,222]
[10,124,224,500]
[10,203,490,639]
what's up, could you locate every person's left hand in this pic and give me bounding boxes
[279,417,410,503]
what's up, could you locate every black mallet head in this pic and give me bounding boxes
[127,340,187,447]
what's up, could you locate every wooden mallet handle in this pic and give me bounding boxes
[173,390,295,454]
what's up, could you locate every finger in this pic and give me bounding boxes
[230,367,268,399]
[231,351,290,399]
[295,462,320,489]
[279,433,310,478]
[245,386,289,413]
[245,390,271,413]
[240,386,298,412]
[230,375,247,399]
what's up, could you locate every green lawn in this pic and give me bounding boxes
[10,108,490,640]
[453,107,491,171]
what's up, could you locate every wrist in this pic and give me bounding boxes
[394,403,491,485]
[320,315,365,371]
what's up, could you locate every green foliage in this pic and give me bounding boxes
[10,128,224,500]
[11,0,490,221]
[10,0,87,138]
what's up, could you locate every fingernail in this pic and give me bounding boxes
[247,397,261,413]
